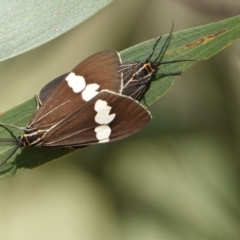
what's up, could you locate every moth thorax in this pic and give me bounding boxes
[20,128,47,146]
[144,63,156,74]
[133,63,155,80]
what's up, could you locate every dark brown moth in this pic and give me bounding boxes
[0,51,151,167]
[119,25,192,102]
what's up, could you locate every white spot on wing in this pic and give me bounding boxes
[94,100,116,124]
[82,83,100,101]
[94,99,116,143]
[66,72,86,93]
[94,125,111,142]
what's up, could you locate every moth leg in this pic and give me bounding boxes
[156,72,182,78]
[0,123,25,131]
[0,145,19,167]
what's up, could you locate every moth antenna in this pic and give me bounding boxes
[0,138,19,145]
[153,21,174,65]
[145,35,163,63]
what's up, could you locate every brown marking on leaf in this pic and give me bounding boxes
[185,29,226,48]
[185,38,204,47]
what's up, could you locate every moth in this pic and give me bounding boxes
[119,24,192,101]
[0,51,151,167]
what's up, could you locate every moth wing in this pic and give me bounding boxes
[29,51,122,129]
[39,90,151,147]
[39,73,69,104]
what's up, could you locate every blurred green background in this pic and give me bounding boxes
[0,0,240,239]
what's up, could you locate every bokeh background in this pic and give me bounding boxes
[0,0,240,239]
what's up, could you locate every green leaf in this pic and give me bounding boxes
[1,15,240,178]
[0,0,114,61]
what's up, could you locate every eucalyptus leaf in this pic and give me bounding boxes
[0,0,114,61]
